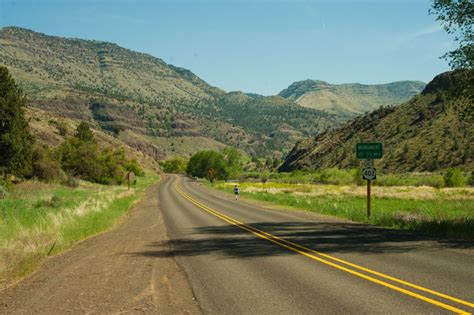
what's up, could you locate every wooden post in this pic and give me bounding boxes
[127,172,130,191]
[367,179,371,220]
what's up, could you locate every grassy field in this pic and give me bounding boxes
[213,182,474,240]
[0,173,159,287]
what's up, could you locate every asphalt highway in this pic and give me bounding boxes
[154,175,473,314]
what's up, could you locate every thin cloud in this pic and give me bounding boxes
[387,24,444,50]
[411,24,443,38]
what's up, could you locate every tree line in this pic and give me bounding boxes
[0,66,143,186]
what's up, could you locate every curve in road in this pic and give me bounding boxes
[156,175,473,314]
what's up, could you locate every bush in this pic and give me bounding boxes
[58,138,103,182]
[32,145,65,182]
[62,176,79,188]
[375,174,404,187]
[260,170,270,183]
[49,120,68,136]
[351,168,364,186]
[160,157,187,174]
[33,160,65,183]
[0,183,7,198]
[75,121,95,142]
[319,168,353,185]
[58,137,142,185]
[444,168,466,187]
[187,151,228,180]
[125,159,145,176]
[375,173,445,188]
[411,175,445,188]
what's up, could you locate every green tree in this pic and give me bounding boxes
[58,137,140,185]
[222,147,243,179]
[0,66,34,178]
[58,137,102,182]
[187,150,228,180]
[160,157,187,173]
[75,121,95,142]
[430,0,474,69]
[125,159,145,176]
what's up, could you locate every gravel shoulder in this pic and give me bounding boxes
[0,182,200,314]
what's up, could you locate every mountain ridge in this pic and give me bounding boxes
[279,69,473,173]
[0,26,342,158]
[278,78,426,116]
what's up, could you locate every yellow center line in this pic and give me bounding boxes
[180,181,474,309]
[172,176,473,315]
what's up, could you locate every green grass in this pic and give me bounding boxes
[0,172,159,286]
[241,170,470,188]
[213,182,474,240]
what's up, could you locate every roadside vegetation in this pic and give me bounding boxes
[178,149,474,239]
[0,66,145,186]
[213,181,473,240]
[0,66,159,286]
[0,172,158,287]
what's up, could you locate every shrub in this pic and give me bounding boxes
[62,176,79,188]
[411,175,445,188]
[160,157,187,174]
[58,138,103,182]
[33,160,65,183]
[32,145,64,182]
[260,170,270,183]
[375,174,404,187]
[351,168,364,186]
[75,121,95,142]
[125,159,145,176]
[0,183,7,198]
[49,120,68,136]
[319,168,353,185]
[444,168,466,187]
[187,151,228,180]
[34,195,61,208]
[58,138,139,185]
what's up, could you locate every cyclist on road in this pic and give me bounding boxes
[233,185,240,200]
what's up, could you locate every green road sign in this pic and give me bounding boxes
[356,142,383,159]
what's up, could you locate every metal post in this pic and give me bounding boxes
[367,179,371,220]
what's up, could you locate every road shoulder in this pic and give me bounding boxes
[0,181,201,314]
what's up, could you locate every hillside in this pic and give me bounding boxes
[25,107,161,173]
[279,79,425,116]
[0,26,342,158]
[279,69,474,173]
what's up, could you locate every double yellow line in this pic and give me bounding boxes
[173,177,473,314]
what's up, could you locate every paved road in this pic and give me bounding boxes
[155,175,473,314]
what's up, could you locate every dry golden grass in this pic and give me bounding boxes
[218,182,474,200]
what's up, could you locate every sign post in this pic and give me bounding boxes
[356,143,383,220]
[127,171,135,190]
[367,179,371,219]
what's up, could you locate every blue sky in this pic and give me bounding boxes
[0,0,454,95]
